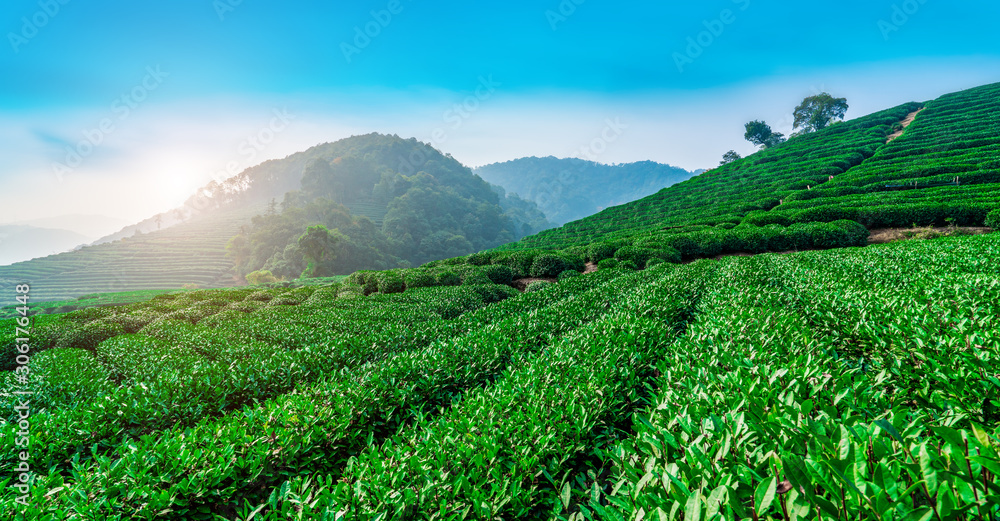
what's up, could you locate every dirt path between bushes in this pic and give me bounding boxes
[887,108,924,142]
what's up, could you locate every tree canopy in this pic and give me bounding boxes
[720,150,742,165]
[226,135,552,281]
[744,120,786,149]
[793,93,849,133]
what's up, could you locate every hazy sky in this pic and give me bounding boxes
[2,0,999,226]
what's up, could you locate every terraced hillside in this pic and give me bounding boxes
[3,233,999,519]
[4,83,1000,520]
[507,82,999,253]
[0,204,264,302]
[760,82,1000,227]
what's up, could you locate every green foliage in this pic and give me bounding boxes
[745,119,786,149]
[793,92,849,132]
[596,258,619,270]
[720,149,741,165]
[245,269,279,285]
[987,208,1000,229]
[436,271,461,286]
[524,280,551,292]
[509,100,922,251]
[614,246,656,266]
[226,134,539,280]
[529,254,569,278]
[375,271,405,294]
[402,270,436,289]
[54,320,127,351]
[585,242,618,262]
[557,269,580,280]
[460,270,493,286]
[483,264,514,285]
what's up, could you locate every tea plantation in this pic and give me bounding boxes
[2,82,1000,519]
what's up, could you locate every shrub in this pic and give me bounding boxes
[597,258,619,270]
[376,272,405,294]
[742,211,792,227]
[664,235,701,259]
[403,270,436,289]
[619,260,639,271]
[244,290,274,302]
[525,281,551,293]
[436,271,461,286]
[498,250,542,275]
[586,242,618,263]
[830,220,870,246]
[55,320,126,351]
[483,265,514,285]
[614,246,655,267]
[811,223,850,248]
[658,247,683,264]
[462,271,493,286]
[645,258,665,269]
[245,270,279,285]
[530,254,569,278]
[466,251,494,266]
[337,284,364,297]
[693,233,724,257]
[557,269,581,280]
[986,209,1000,229]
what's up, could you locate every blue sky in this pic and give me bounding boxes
[2,0,1000,226]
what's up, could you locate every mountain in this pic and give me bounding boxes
[0,225,90,266]
[11,214,130,240]
[474,157,698,225]
[0,133,550,300]
[10,83,1000,520]
[228,134,551,279]
[505,82,998,253]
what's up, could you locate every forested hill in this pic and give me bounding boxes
[0,134,549,300]
[226,134,550,279]
[475,157,697,224]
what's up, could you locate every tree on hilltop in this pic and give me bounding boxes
[720,150,742,165]
[744,120,786,149]
[793,93,849,133]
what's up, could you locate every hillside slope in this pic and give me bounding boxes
[4,83,1000,519]
[475,157,696,224]
[0,134,549,300]
[506,82,998,253]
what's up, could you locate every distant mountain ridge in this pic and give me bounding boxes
[0,225,90,266]
[475,157,698,225]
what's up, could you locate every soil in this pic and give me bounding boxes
[868,226,992,244]
[583,262,598,274]
[511,277,557,292]
[887,108,924,142]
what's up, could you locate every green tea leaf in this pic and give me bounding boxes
[755,477,777,516]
